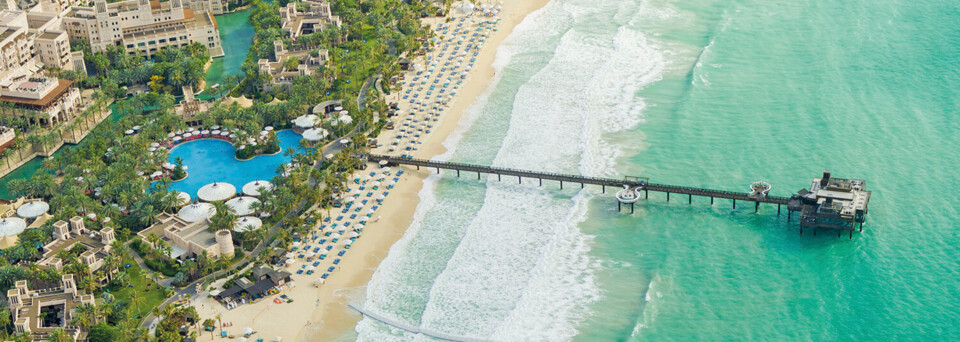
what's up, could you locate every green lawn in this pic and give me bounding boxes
[104,257,168,321]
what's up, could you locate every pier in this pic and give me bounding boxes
[368,155,872,238]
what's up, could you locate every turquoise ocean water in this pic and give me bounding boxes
[353,0,960,340]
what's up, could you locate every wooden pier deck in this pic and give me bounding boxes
[367,154,794,212]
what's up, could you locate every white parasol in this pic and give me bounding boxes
[242,180,274,196]
[16,201,49,219]
[0,217,26,237]
[225,196,260,216]
[177,203,216,222]
[197,182,236,202]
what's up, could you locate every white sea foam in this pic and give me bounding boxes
[356,0,670,340]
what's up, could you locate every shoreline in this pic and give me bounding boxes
[303,0,551,340]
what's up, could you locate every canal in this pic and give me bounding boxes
[0,7,256,199]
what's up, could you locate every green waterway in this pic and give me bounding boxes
[203,7,255,92]
[0,8,255,199]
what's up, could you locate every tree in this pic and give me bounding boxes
[48,328,74,342]
[129,289,145,317]
[202,318,216,339]
[87,322,118,342]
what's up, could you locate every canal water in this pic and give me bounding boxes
[0,8,255,199]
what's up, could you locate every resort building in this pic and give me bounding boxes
[216,265,291,304]
[0,125,15,149]
[278,0,340,39]
[258,39,328,90]
[791,170,871,232]
[0,10,83,124]
[7,274,96,342]
[62,0,224,58]
[138,212,235,259]
[182,0,227,15]
[37,216,118,284]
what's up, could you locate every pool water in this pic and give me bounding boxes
[169,130,306,198]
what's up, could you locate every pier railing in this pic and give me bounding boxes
[367,154,793,207]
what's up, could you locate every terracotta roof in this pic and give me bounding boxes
[0,80,74,107]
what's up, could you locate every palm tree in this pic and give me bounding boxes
[48,328,73,342]
[129,288,145,316]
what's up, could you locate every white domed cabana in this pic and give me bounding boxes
[301,128,328,143]
[242,180,274,196]
[225,196,260,216]
[337,113,353,125]
[233,216,263,232]
[291,115,321,133]
[197,182,237,202]
[177,202,216,222]
[0,217,26,249]
[16,201,49,219]
[175,191,191,207]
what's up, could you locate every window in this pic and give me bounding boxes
[149,40,156,45]
[138,42,145,47]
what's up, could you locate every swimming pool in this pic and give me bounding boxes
[169,130,305,198]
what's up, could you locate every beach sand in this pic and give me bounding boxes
[194,1,550,341]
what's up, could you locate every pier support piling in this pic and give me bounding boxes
[787,210,792,221]
[560,180,563,189]
[733,199,736,209]
[849,230,853,239]
[478,172,481,180]
[778,204,781,215]
[497,174,501,181]
[456,170,460,177]
[618,201,621,212]
[631,202,635,214]
[645,190,649,199]
[710,197,714,205]
[688,194,692,204]
[518,176,522,184]
[539,178,542,186]
[755,201,760,213]
[602,185,605,193]
[437,167,440,173]
[666,192,670,202]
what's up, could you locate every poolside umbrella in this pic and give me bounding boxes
[221,131,230,137]
[173,136,182,142]
[0,217,26,237]
[212,125,221,130]
[260,131,269,136]
[212,130,221,135]
[378,160,389,167]
[265,126,274,131]
[234,216,262,232]
[226,196,260,216]
[167,132,176,138]
[17,201,49,219]
[187,127,195,132]
[150,171,163,178]
[124,130,134,135]
[243,180,274,196]
[151,142,160,147]
[338,115,353,125]
[175,191,191,206]
[201,130,210,136]
[148,147,157,152]
[176,130,184,134]
[177,203,216,222]
[339,139,350,145]
[197,182,237,202]
[302,128,328,142]
[293,114,320,128]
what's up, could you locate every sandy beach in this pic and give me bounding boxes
[194,1,550,341]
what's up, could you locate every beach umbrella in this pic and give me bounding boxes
[305,251,316,258]
[226,196,260,216]
[243,180,274,196]
[348,231,359,238]
[383,167,391,173]
[354,224,365,230]
[285,258,295,265]
[177,203,216,222]
[242,327,253,335]
[376,195,385,200]
[234,217,262,232]
[302,128,328,142]
[175,191,191,206]
[197,182,237,202]
[293,114,321,128]
[0,217,26,237]
[285,252,295,258]
[331,233,341,239]
[344,197,356,203]
[378,160,389,167]
[16,201,49,219]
